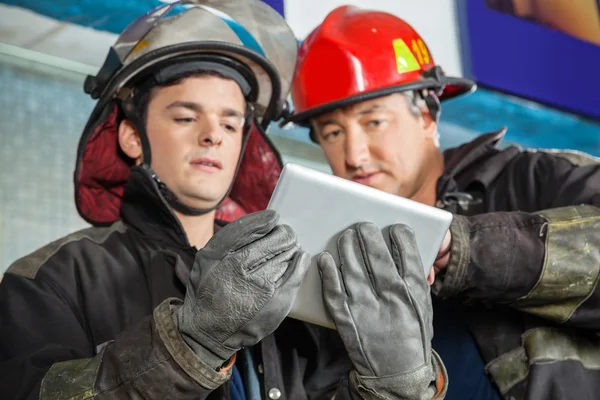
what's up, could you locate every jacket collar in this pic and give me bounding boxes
[443,128,507,178]
[436,128,519,197]
[120,165,193,250]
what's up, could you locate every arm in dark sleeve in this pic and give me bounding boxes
[0,269,230,399]
[435,151,600,330]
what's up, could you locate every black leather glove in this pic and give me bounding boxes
[318,222,447,399]
[175,210,310,369]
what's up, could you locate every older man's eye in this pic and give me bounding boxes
[323,130,340,140]
[368,119,384,127]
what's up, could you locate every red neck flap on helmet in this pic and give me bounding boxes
[75,105,282,226]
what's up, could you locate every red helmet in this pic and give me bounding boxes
[284,5,476,126]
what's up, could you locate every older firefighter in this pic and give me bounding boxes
[283,5,600,400]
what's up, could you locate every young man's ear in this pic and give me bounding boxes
[118,120,143,164]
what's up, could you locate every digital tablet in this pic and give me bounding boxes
[267,163,452,329]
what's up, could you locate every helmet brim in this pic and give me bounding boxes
[281,76,476,127]
[92,41,283,125]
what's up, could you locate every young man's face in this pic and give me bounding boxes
[311,93,438,200]
[120,75,246,210]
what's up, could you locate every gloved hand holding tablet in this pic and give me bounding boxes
[267,163,452,329]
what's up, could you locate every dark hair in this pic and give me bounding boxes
[131,70,231,125]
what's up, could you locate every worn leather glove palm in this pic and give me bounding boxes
[175,210,310,369]
[318,222,446,399]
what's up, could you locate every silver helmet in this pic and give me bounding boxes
[84,0,298,124]
[76,0,298,225]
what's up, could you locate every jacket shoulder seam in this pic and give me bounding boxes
[6,221,127,279]
[525,148,600,167]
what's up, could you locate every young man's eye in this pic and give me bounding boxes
[174,117,195,124]
[223,124,237,133]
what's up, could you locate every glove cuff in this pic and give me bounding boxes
[157,298,236,388]
[350,350,447,399]
[173,298,238,369]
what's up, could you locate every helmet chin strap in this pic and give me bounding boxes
[423,91,441,123]
[124,105,254,217]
